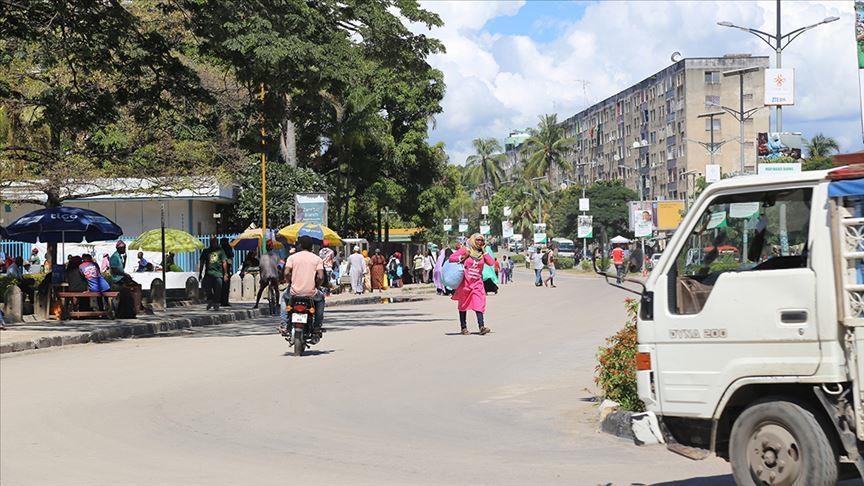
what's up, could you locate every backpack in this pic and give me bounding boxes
[541,252,549,265]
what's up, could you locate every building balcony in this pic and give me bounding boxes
[666,112,676,124]
[666,158,677,170]
[666,135,677,146]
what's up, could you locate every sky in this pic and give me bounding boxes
[412,0,862,166]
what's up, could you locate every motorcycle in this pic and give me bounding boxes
[281,295,323,356]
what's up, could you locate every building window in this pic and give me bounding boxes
[650,132,657,143]
[743,93,754,101]
[705,118,721,131]
[705,95,720,108]
[704,71,721,84]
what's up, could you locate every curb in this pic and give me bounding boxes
[0,307,271,355]
[600,409,635,440]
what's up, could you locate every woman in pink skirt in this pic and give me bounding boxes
[449,233,495,335]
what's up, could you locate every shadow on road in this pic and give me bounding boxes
[649,474,733,485]
[282,349,336,357]
[177,305,446,338]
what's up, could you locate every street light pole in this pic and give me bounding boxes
[259,83,267,251]
[721,67,763,174]
[718,2,839,132]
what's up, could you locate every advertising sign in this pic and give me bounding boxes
[579,198,590,212]
[757,132,803,160]
[294,193,328,225]
[533,223,547,244]
[503,206,512,217]
[758,163,801,176]
[764,68,795,106]
[628,201,653,232]
[458,218,468,233]
[705,164,721,183]
[443,218,452,232]
[634,206,654,238]
[481,205,489,216]
[480,223,491,235]
[577,215,593,238]
[656,201,685,231]
[502,220,514,239]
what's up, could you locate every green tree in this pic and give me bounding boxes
[463,138,506,201]
[584,180,638,244]
[521,114,575,178]
[804,133,839,158]
[802,157,834,171]
[0,0,230,208]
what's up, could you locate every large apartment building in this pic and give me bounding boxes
[560,55,770,200]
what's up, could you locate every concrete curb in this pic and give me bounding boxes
[0,307,272,355]
[0,293,431,355]
[600,409,635,441]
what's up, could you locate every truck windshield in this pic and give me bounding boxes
[558,243,575,252]
[670,187,812,314]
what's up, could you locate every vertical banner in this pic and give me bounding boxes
[579,198,590,211]
[480,223,491,235]
[705,164,721,183]
[481,205,489,216]
[633,206,654,238]
[443,218,452,232]
[458,218,468,233]
[764,68,795,106]
[503,206,512,217]
[294,193,328,225]
[502,220,514,238]
[577,215,593,238]
[533,223,547,244]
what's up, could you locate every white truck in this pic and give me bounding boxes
[601,166,864,484]
[551,237,576,258]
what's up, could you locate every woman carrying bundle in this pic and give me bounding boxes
[448,233,494,336]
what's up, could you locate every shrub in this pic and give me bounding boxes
[510,254,525,264]
[595,298,644,412]
[557,257,574,269]
[580,259,593,272]
[709,254,739,273]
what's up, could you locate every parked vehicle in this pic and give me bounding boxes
[282,295,322,356]
[597,166,864,484]
[649,252,662,268]
[551,237,576,258]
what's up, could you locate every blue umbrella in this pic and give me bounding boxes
[3,206,123,243]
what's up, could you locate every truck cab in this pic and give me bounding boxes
[632,167,864,485]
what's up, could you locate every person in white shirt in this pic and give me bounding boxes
[422,251,435,283]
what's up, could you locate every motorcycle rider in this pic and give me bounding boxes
[280,235,326,335]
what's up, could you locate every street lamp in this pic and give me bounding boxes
[720,67,763,174]
[718,1,839,132]
[693,111,731,167]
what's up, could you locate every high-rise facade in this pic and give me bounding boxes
[560,55,770,200]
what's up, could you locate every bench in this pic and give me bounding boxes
[57,291,120,320]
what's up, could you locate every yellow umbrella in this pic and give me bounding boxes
[278,222,342,246]
[230,228,284,251]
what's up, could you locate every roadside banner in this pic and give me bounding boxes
[579,198,590,211]
[295,193,328,225]
[633,206,653,238]
[705,164,721,183]
[503,206,512,217]
[656,201,684,230]
[502,220,514,238]
[443,218,452,232]
[764,68,795,106]
[458,218,468,233]
[533,223,547,244]
[577,215,593,238]
[480,223,491,235]
[481,205,489,216]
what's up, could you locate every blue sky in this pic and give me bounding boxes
[417,1,862,165]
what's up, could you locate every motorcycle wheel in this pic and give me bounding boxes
[293,329,305,356]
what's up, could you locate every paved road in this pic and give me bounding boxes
[1,270,733,485]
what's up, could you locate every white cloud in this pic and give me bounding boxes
[415,0,861,164]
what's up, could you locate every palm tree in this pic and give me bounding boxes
[805,133,840,158]
[521,114,576,179]
[463,137,506,201]
[509,175,552,237]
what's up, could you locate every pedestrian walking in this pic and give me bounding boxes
[346,245,367,294]
[507,255,515,282]
[219,237,234,307]
[532,249,544,286]
[500,255,509,284]
[422,250,435,283]
[449,234,493,335]
[412,252,424,284]
[363,250,372,292]
[319,244,335,292]
[370,249,386,291]
[199,237,228,311]
[388,252,403,288]
[611,245,625,284]
[544,251,557,287]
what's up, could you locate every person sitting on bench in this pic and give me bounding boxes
[80,254,110,310]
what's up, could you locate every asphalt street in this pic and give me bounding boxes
[1,270,734,485]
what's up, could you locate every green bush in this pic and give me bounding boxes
[0,275,18,297]
[557,257,574,269]
[595,298,644,412]
[709,254,740,273]
[510,254,525,264]
[580,259,593,272]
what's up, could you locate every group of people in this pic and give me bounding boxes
[345,247,428,295]
[529,245,558,288]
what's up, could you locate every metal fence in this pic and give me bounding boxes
[0,233,263,274]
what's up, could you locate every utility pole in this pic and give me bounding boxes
[259,83,267,251]
[721,67,763,174]
[718,1,839,132]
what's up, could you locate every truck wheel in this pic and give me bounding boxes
[729,401,836,486]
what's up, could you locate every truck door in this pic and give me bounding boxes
[654,186,820,417]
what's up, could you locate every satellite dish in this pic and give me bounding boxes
[671,51,682,62]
